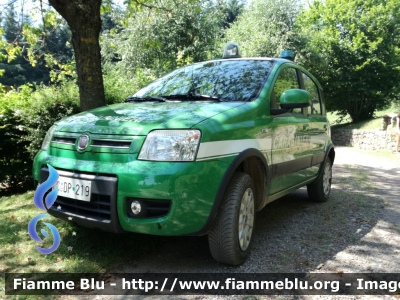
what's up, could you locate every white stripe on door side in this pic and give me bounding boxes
[196,138,272,160]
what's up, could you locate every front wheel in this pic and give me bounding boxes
[307,156,332,202]
[208,172,255,265]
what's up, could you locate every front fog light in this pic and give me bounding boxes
[131,201,142,215]
[138,129,201,161]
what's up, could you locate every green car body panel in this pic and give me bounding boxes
[33,57,335,237]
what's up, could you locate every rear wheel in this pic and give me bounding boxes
[307,156,332,202]
[208,172,255,265]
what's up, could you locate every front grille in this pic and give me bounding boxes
[50,193,111,221]
[91,139,131,148]
[51,134,132,152]
[53,136,76,145]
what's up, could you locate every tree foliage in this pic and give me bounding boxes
[0,85,33,189]
[223,0,302,57]
[3,3,21,43]
[297,0,400,122]
[0,2,74,86]
[102,0,223,77]
[1,0,399,121]
[219,0,246,29]
[0,82,80,192]
[0,58,50,86]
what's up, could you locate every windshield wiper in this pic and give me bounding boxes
[125,96,167,103]
[160,94,222,101]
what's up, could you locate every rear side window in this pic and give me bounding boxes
[302,73,321,115]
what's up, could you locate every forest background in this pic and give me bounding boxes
[0,0,399,191]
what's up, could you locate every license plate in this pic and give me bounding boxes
[57,176,92,201]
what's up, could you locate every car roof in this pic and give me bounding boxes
[196,57,296,66]
[183,57,322,89]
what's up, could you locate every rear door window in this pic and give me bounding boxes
[302,72,321,115]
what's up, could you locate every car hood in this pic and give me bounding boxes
[56,101,244,135]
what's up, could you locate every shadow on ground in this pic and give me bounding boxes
[43,163,396,275]
[4,159,398,279]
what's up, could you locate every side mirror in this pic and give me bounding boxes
[279,89,311,109]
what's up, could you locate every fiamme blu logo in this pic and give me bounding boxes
[28,164,61,254]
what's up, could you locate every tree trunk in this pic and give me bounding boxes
[48,0,105,111]
[347,97,375,122]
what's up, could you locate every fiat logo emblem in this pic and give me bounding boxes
[77,135,90,151]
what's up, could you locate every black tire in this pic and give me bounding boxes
[208,172,255,265]
[307,156,332,202]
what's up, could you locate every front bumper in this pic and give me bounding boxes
[40,168,123,233]
[34,150,229,236]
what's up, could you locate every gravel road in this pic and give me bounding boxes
[60,146,400,300]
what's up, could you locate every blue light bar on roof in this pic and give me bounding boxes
[280,50,294,60]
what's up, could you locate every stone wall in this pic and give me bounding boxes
[331,129,398,152]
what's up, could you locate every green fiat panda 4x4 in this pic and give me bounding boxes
[33,45,335,265]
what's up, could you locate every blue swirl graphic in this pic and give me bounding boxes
[28,214,61,254]
[34,164,59,210]
[30,165,61,254]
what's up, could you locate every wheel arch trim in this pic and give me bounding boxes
[187,148,270,236]
[312,143,335,184]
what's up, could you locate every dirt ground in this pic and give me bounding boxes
[55,147,400,299]
[317,147,400,274]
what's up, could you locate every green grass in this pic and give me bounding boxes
[328,105,399,130]
[0,191,163,298]
[0,191,104,275]
[0,190,145,272]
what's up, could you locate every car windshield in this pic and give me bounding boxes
[133,60,274,102]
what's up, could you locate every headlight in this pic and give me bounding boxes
[41,125,57,150]
[138,130,201,161]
